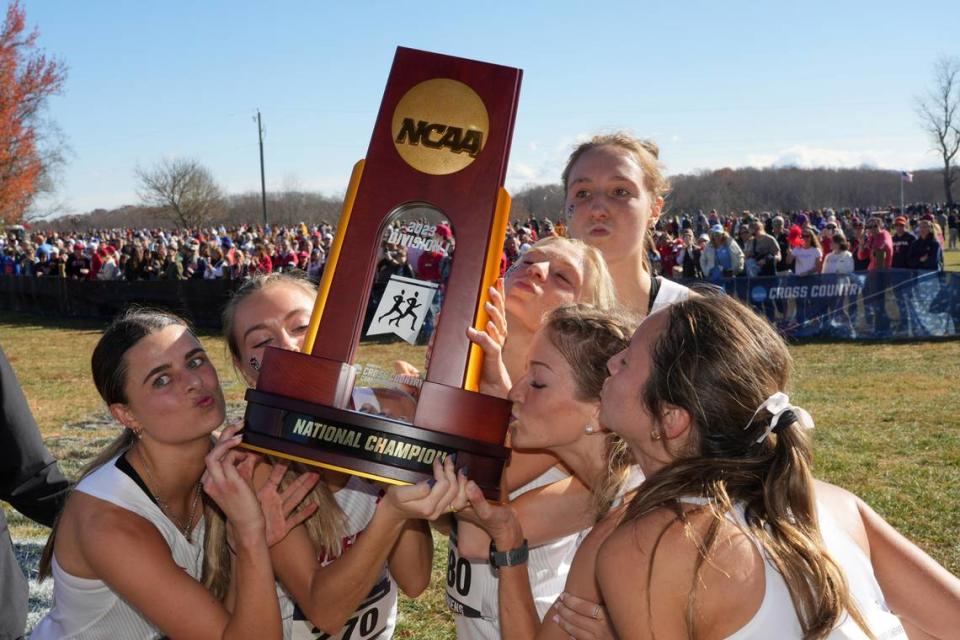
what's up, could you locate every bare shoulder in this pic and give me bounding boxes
[51,490,176,583]
[813,479,871,556]
[598,505,764,639]
[73,493,171,563]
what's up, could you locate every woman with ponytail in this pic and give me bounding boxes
[33,308,288,639]
[597,293,960,639]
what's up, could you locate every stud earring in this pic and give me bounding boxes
[131,427,142,439]
[249,357,261,371]
[650,430,662,441]
[584,425,595,434]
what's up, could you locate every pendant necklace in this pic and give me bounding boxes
[135,445,203,543]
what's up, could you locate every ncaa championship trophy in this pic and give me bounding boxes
[240,47,522,498]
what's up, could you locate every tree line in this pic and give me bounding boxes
[39,165,951,232]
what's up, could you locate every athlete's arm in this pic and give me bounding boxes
[534,515,619,640]
[268,457,459,635]
[857,495,960,638]
[77,502,280,640]
[456,475,593,561]
[387,518,433,597]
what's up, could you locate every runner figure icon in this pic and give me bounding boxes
[390,291,422,330]
[367,275,439,345]
[378,289,406,323]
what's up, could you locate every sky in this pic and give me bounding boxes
[23,0,960,216]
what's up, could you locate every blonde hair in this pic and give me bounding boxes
[541,305,638,518]
[222,271,318,368]
[206,272,348,598]
[530,236,618,310]
[622,293,871,639]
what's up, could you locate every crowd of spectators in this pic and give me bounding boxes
[0,223,337,281]
[0,202,953,287]
[645,203,952,281]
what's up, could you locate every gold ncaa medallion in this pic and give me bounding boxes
[392,78,489,175]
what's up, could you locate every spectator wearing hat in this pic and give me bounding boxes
[163,241,185,280]
[890,216,915,269]
[220,236,236,266]
[88,242,103,280]
[96,246,120,280]
[65,242,90,279]
[700,224,744,281]
[745,220,781,277]
[857,218,893,271]
[182,239,202,278]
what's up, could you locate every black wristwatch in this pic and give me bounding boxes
[489,538,529,568]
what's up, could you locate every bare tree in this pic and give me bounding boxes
[917,56,960,205]
[136,158,224,227]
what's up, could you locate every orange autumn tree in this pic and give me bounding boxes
[0,1,65,224]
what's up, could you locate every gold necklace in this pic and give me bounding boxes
[135,445,203,543]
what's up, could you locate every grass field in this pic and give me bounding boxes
[2,306,959,637]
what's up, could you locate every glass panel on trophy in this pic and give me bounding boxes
[355,204,456,424]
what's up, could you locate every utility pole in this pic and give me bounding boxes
[256,109,267,227]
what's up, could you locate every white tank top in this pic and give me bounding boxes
[31,454,205,640]
[449,465,581,640]
[650,278,690,315]
[720,500,907,639]
[282,475,398,640]
[449,466,644,640]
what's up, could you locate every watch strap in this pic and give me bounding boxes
[489,538,529,568]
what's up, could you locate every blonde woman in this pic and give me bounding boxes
[222,273,450,639]
[454,237,618,640]
[456,306,638,640]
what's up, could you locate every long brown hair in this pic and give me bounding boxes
[38,308,196,580]
[542,305,637,517]
[206,272,347,599]
[622,294,871,639]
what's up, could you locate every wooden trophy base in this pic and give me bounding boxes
[242,389,510,500]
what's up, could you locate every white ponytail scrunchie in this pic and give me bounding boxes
[746,391,814,444]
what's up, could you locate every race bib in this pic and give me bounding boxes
[292,573,396,640]
[445,526,485,618]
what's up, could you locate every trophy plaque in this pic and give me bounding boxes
[240,47,522,498]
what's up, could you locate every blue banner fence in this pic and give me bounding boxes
[0,270,958,340]
[694,269,960,340]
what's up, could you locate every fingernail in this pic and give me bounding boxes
[448,452,457,465]
[458,465,470,477]
[559,592,566,601]
[489,286,497,295]
[427,478,437,488]
[552,615,560,624]
[485,301,495,309]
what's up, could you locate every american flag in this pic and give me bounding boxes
[901,171,913,183]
